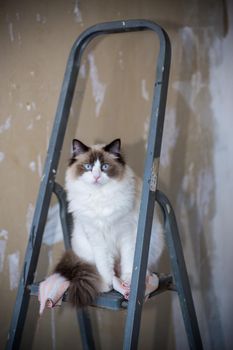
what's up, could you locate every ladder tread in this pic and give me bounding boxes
[29,273,174,311]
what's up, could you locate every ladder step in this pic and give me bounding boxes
[28,273,174,311]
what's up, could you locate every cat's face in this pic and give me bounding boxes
[68,139,125,186]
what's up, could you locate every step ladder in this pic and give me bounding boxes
[6,20,203,350]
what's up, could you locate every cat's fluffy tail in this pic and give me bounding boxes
[54,250,100,307]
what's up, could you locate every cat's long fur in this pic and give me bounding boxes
[54,138,164,307]
[54,250,100,307]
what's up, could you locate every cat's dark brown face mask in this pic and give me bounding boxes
[68,139,126,185]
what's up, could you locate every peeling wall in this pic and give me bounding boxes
[1,0,232,349]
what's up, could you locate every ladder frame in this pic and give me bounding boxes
[6,19,203,350]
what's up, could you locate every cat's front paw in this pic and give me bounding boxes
[112,276,130,300]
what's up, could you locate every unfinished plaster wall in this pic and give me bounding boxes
[0,0,232,349]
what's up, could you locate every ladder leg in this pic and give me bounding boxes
[77,309,96,350]
[156,190,203,350]
[6,189,49,350]
[6,285,31,350]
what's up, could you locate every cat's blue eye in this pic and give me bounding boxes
[83,163,92,171]
[101,163,109,171]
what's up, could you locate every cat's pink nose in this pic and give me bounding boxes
[93,174,100,181]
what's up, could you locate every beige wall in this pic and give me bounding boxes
[1,0,232,349]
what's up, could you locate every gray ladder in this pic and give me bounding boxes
[6,20,203,350]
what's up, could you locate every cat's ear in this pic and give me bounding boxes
[72,139,89,157]
[104,139,121,155]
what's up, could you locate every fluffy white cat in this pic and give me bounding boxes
[54,138,164,305]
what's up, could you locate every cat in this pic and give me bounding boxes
[54,138,164,307]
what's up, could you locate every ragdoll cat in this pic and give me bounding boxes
[54,138,164,307]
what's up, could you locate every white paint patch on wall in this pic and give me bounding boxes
[73,0,83,23]
[179,26,196,69]
[0,240,7,272]
[8,22,14,42]
[0,230,8,272]
[37,154,43,178]
[160,108,179,167]
[36,13,47,24]
[0,152,5,162]
[181,162,195,207]
[25,101,37,114]
[173,71,205,112]
[26,121,33,130]
[118,51,124,70]
[141,79,149,101]
[80,63,86,79]
[142,116,150,150]
[0,115,12,134]
[196,168,214,226]
[190,71,205,109]
[142,110,179,165]
[29,161,36,172]
[8,251,20,290]
[29,154,43,175]
[43,204,63,246]
[31,101,36,111]
[26,203,35,236]
[0,229,8,240]
[88,53,107,117]
[36,13,41,22]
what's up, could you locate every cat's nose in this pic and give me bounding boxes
[93,173,101,181]
[92,168,101,181]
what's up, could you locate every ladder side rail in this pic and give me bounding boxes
[156,190,203,350]
[123,28,171,350]
[53,182,72,250]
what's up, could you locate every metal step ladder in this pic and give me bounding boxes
[6,20,203,350]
